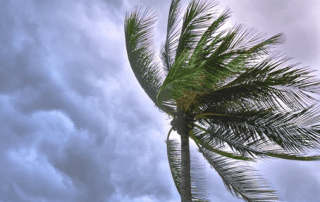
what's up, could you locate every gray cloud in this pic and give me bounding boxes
[1,0,320,202]
[219,0,320,66]
[257,160,320,202]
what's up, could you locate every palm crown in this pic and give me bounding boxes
[124,0,320,201]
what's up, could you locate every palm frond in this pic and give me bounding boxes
[195,25,284,77]
[167,139,182,195]
[176,0,218,59]
[189,8,231,66]
[159,21,288,114]
[189,130,253,161]
[125,6,176,115]
[161,0,183,72]
[208,25,284,58]
[196,25,284,81]
[194,56,320,113]
[166,128,210,201]
[195,104,320,153]
[190,155,209,202]
[193,123,320,161]
[157,49,204,111]
[197,144,280,202]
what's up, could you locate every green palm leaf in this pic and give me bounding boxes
[193,122,320,161]
[195,104,320,152]
[167,139,182,195]
[125,6,175,115]
[161,0,182,72]
[176,0,218,59]
[189,26,284,92]
[166,128,209,201]
[189,130,253,161]
[193,56,320,115]
[197,144,280,202]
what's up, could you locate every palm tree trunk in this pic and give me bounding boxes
[180,130,192,202]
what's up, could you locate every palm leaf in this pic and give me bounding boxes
[167,139,182,195]
[193,123,320,161]
[125,6,176,115]
[159,20,287,114]
[190,154,209,202]
[194,56,320,113]
[193,26,284,88]
[195,104,320,153]
[158,6,286,114]
[188,8,231,67]
[166,128,209,201]
[161,0,183,72]
[157,49,206,111]
[189,130,253,161]
[176,0,218,59]
[197,144,280,202]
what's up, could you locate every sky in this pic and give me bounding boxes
[0,0,320,202]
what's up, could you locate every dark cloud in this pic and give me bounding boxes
[40,135,116,202]
[0,0,320,202]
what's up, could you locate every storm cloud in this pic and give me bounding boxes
[0,0,319,202]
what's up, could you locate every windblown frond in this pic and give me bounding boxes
[188,25,284,94]
[189,8,231,66]
[157,16,289,114]
[190,155,209,202]
[167,139,182,195]
[194,55,320,114]
[167,129,209,201]
[176,0,218,59]
[189,130,253,161]
[125,6,176,115]
[194,104,320,153]
[198,144,280,202]
[161,0,183,72]
[157,49,204,111]
[193,122,320,161]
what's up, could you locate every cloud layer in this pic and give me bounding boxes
[0,0,319,202]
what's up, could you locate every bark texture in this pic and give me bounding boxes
[180,130,192,202]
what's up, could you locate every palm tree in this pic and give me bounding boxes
[124,0,320,201]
